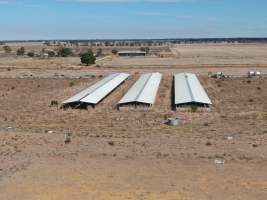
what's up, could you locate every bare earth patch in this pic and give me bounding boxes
[0,43,267,200]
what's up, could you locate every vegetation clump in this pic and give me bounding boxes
[80,50,96,66]
[57,47,72,57]
[3,46,12,53]
[27,52,35,57]
[17,47,25,56]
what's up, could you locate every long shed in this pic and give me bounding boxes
[63,73,130,108]
[174,73,212,107]
[118,72,162,107]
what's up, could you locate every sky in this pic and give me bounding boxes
[0,0,267,40]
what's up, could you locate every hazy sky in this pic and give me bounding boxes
[0,0,267,40]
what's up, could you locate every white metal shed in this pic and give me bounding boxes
[63,73,130,107]
[118,72,162,107]
[174,73,212,106]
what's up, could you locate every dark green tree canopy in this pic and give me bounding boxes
[80,50,96,66]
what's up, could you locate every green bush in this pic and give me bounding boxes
[47,50,55,57]
[57,48,73,57]
[80,50,96,66]
[27,52,35,57]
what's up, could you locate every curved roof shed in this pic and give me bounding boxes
[175,73,212,106]
[118,72,162,106]
[63,73,130,106]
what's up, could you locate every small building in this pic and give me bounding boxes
[117,51,146,57]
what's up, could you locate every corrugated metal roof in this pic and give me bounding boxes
[175,73,212,105]
[118,72,162,105]
[63,73,130,105]
[118,51,146,54]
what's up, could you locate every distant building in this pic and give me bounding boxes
[117,51,146,57]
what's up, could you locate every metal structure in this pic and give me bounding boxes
[174,73,212,107]
[118,72,162,107]
[63,73,130,107]
[117,51,146,57]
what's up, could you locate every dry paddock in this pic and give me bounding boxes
[0,76,266,157]
[0,75,267,200]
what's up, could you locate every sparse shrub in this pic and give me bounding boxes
[247,80,251,84]
[249,98,253,103]
[206,141,212,146]
[140,46,150,54]
[28,52,35,57]
[11,86,15,90]
[64,132,72,144]
[239,155,253,161]
[204,122,209,126]
[50,100,58,107]
[57,47,72,57]
[47,50,55,57]
[17,47,25,56]
[69,82,74,87]
[3,45,12,53]
[257,87,261,90]
[108,141,115,146]
[252,144,258,148]
[191,105,198,112]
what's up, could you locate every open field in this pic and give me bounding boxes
[0,43,267,200]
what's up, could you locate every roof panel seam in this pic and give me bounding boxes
[80,73,120,101]
[135,73,153,102]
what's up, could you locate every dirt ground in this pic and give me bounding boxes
[0,43,267,200]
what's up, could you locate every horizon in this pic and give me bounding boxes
[0,0,267,40]
[2,37,267,42]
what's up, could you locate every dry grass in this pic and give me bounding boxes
[0,43,267,199]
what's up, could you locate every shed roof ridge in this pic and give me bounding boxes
[80,73,121,101]
[135,73,154,103]
[184,73,195,102]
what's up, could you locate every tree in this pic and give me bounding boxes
[140,47,149,54]
[80,50,96,66]
[17,47,25,56]
[27,52,35,57]
[3,46,12,53]
[57,47,72,57]
[111,49,118,55]
[47,50,55,57]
